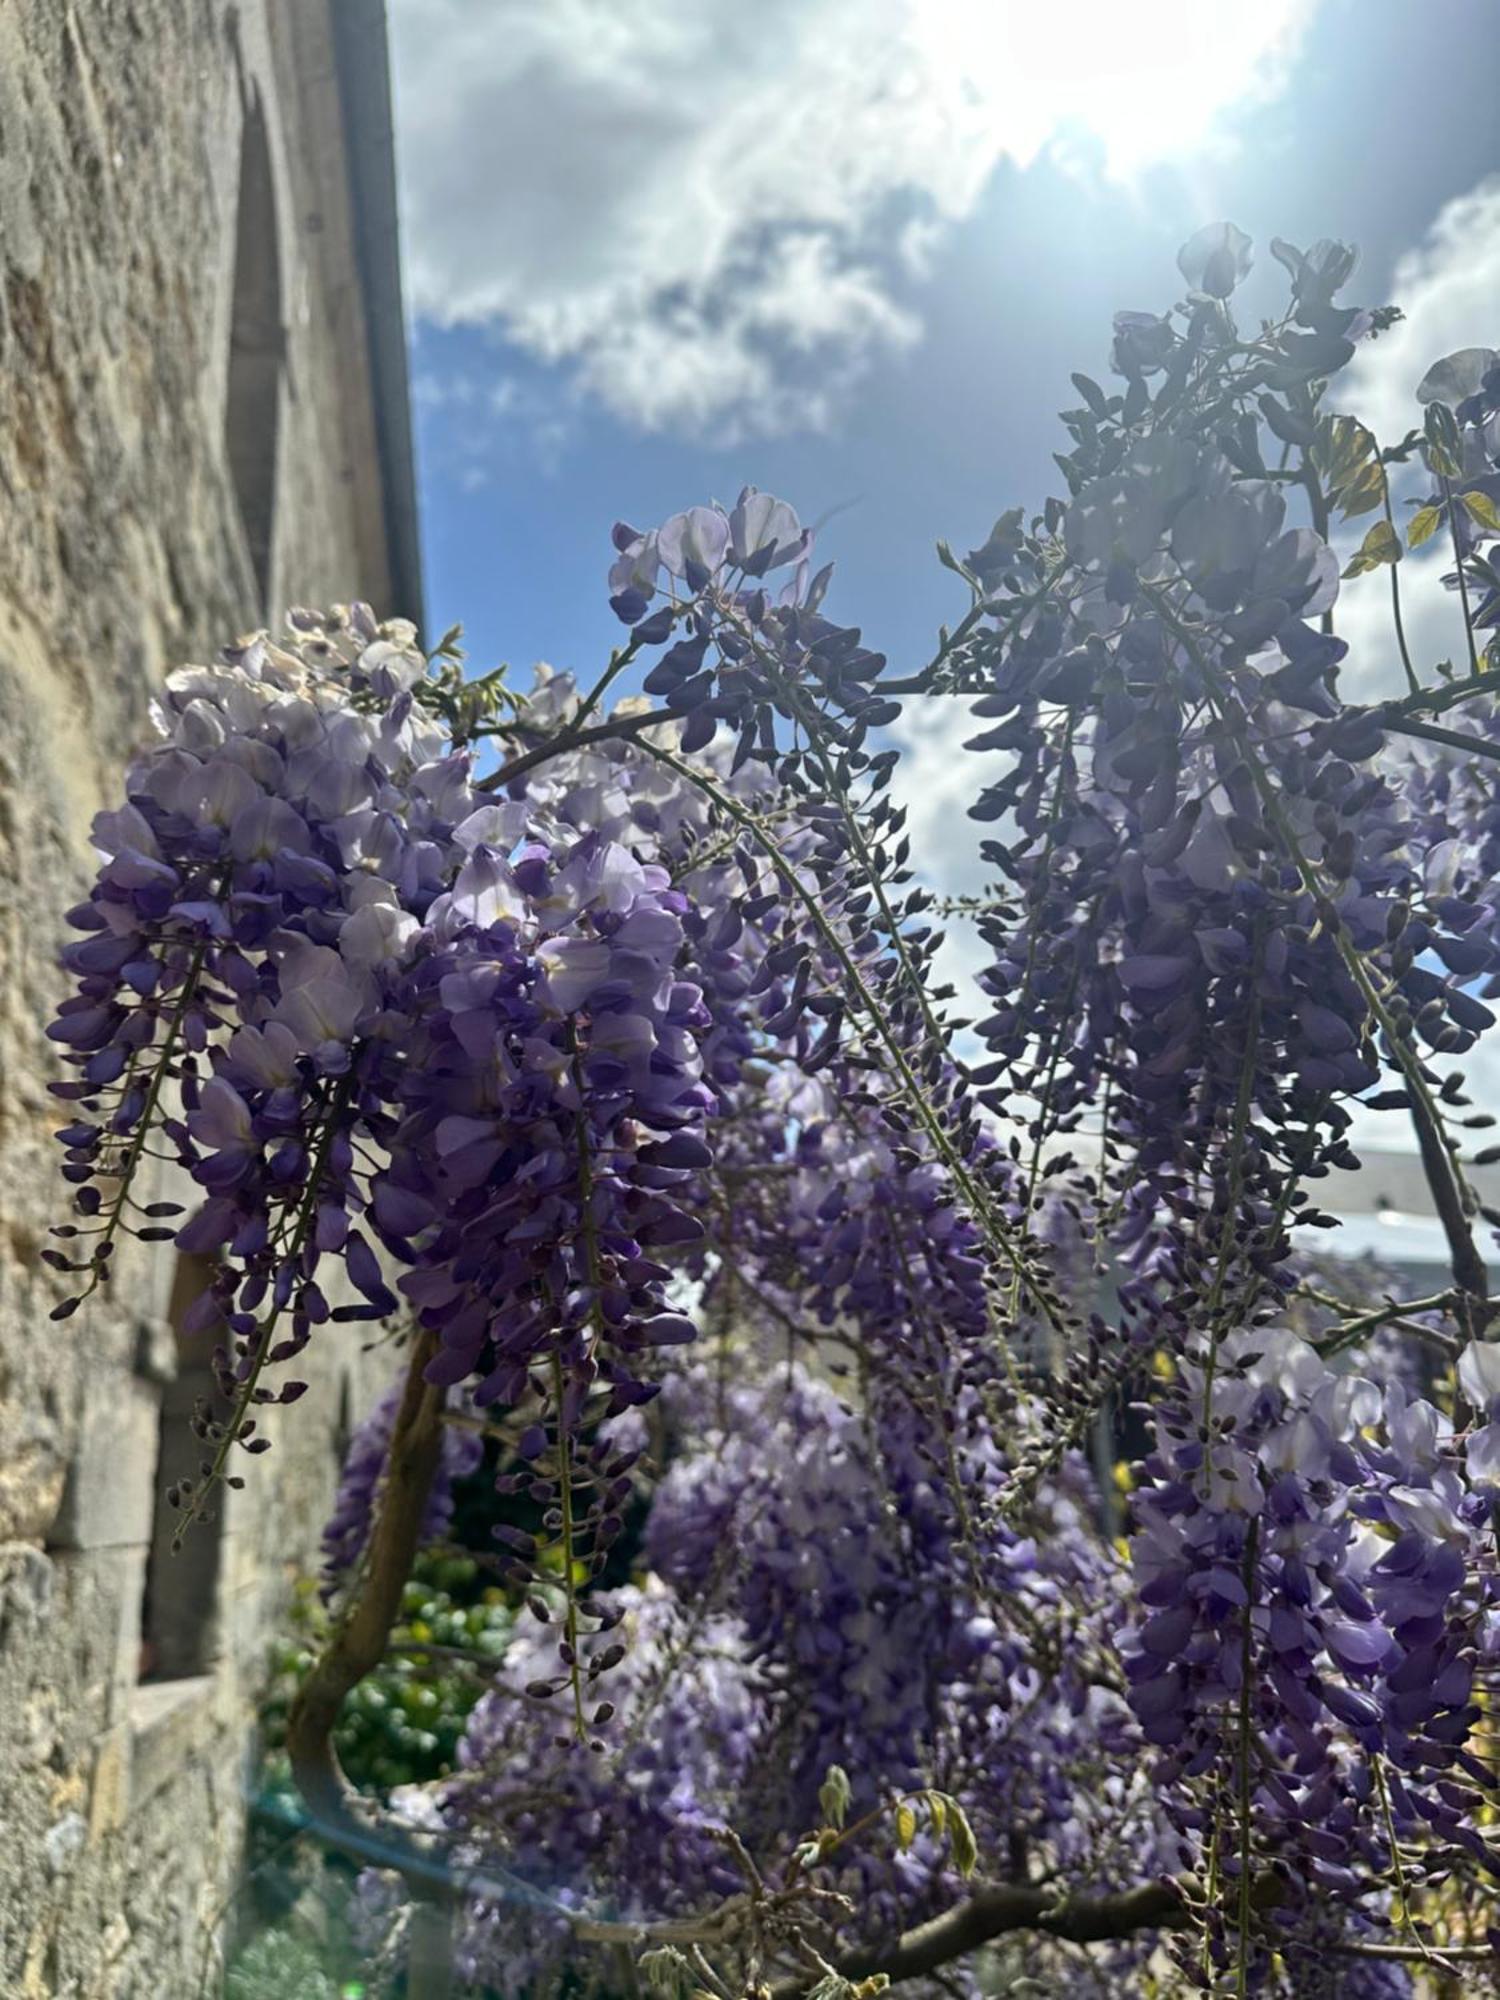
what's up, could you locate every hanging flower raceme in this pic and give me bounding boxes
[1122,1323,1498,1947]
[608,487,908,773]
[47,612,468,1504]
[708,1073,995,1370]
[430,1359,1165,1999]
[444,1578,762,2000]
[372,827,717,1630]
[952,230,1500,1432]
[47,628,777,1538]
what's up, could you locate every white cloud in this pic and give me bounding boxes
[1341,176,1500,450]
[1333,548,1471,705]
[1330,171,1500,1153]
[1316,175,1500,698]
[889,695,1012,1024]
[389,0,1310,436]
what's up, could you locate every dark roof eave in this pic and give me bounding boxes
[329,0,425,637]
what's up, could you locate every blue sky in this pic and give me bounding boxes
[390,0,1498,698]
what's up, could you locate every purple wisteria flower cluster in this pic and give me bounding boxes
[956,238,1500,1345]
[48,219,1500,1995]
[446,1577,762,1996]
[49,614,461,1461]
[434,1362,1168,1999]
[47,557,1009,1721]
[1123,1327,1499,1967]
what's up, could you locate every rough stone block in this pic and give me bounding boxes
[48,1373,159,1554]
[0,1436,68,1546]
[87,1726,130,1843]
[0,1541,55,1652]
[127,1676,217,1812]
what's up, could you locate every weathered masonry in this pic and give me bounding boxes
[0,3,421,1990]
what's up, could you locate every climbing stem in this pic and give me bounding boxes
[633,736,1069,1340]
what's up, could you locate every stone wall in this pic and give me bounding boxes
[0,4,417,1991]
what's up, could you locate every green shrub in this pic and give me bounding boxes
[260,1554,515,1799]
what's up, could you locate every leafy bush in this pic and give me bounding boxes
[261,1556,514,1797]
[223,1928,352,2000]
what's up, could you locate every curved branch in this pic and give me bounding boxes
[1405,1077,1492,1330]
[770,1877,1187,1994]
[285,1327,446,1832]
[1383,667,1500,721]
[1381,713,1500,764]
[475,706,671,793]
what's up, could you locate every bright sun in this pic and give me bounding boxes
[912,0,1311,177]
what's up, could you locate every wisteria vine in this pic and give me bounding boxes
[46,228,1500,1996]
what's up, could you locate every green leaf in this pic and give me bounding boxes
[925,1789,947,1837]
[1315,412,1373,493]
[1462,489,1500,535]
[1408,502,1445,550]
[894,1802,917,1851]
[1337,460,1386,518]
[1342,518,1402,578]
[819,1763,852,1830]
[1071,372,1110,418]
[947,1799,980,1879]
[1424,402,1462,479]
[1363,519,1402,564]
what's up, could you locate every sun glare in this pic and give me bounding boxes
[914,0,1311,176]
